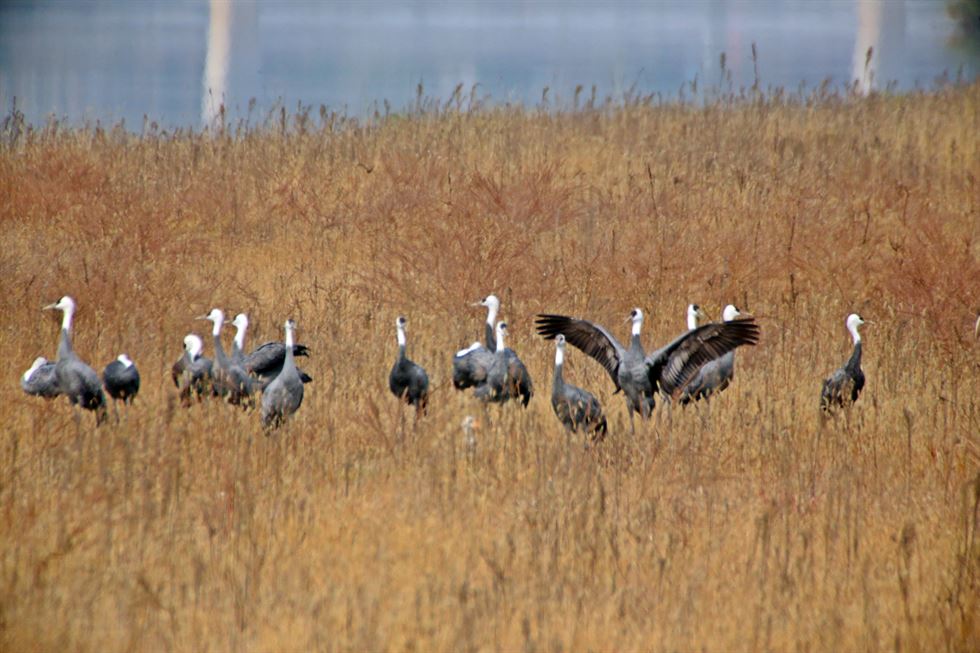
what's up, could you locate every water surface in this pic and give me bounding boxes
[0,0,975,129]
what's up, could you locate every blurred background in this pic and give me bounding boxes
[0,0,978,129]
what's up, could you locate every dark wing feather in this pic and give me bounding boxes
[245,342,310,376]
[648,317,760,398]
[535,314,625,388]
[452,346,495,389]
[504,349,534,407]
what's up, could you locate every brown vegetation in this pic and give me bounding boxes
[1,83,978,651]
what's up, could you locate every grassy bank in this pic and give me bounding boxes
[1,84,978,651]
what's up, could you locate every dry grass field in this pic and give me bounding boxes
[1,83,979,652]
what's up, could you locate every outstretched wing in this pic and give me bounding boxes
[647,317,760,398]
[535,314,625,389]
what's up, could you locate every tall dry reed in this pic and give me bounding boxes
[0,84,978,652]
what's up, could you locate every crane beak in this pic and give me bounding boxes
[697,308,709,322]
[42,302,58,311]
[470,301,483,307]
[195,315,209,321]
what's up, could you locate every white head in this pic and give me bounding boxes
[722,304,742,322]
[687,304,707,331]
[395,315,408,346]
[117,354,134,368]
[199,308,224,335]
[231,313,248,349]
[846,313,866,342]
[44,295,75,313]
[43,295,77,331]
[495,321,508,350]
[23,356,47,381]
[628,308,644,336]
[478,294,501,324]
[184,334,204,360]
[555,333,566,365]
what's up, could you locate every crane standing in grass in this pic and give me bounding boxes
[261,319,305,429]
[171,334,214,405]
[200,308,255,406]
[389,316,430,416]
[452,294,501,390]
[820,313,866,411]
[550,334,606,439]
[43,296,107,423]
[103,354,140,403]
[473,322,534,406]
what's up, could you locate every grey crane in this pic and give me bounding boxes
[536,307,760,432]
[103,354,140,403]
[261,319,305,428]
[680,304,743,404]
[21,357,61,399]
[42,296,107,422]
[389,316,430,414]
[171,334,214,405]
[230,312,312,388]
[551,334,607,438]
[199,308,255,406]
[473,322,534,406]
[452,294,501,390]
[820,313,866,411]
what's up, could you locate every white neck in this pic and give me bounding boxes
[486,304,498,327]
[234,324,246,350]
[284,326,294,348]
[686,311,698,331]
[117,354,133,368]
[555,345,564,366]
[848,322,862,344]
[211,316,223,337]
[495,328,506,351]
[396,324,406,347]
[631,318,642,337]
[61,307,74,332]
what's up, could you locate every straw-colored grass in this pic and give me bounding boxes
[1,84,978,652]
